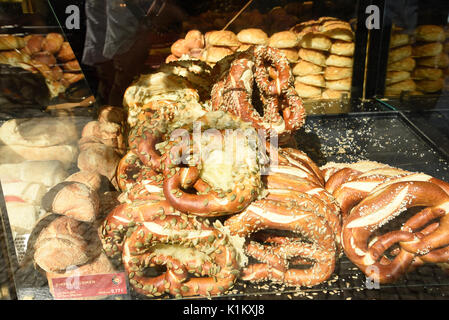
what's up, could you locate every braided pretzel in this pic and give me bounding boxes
[121,215,240,298]
[342,181,449,283]
[160,128,263,217]
[225,199,337,287]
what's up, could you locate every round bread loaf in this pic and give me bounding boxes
[279,48,299,63]
[325,54,353,67]
[294,81,322,98]
[298,33,332,51]
[385,71,411,85]
[237,28,268,45]
[415,25,445,42]
[412,67,443,80]
[292,59,323,76]
[389,33,410,49]
[295,74,325,87]
[387,57,416,72]
[206,30,240,47]
[42,33,64,54]
[389,45,412,62]
[325,77,352,91]
[324,66,352,80]
[417,52,449,68]
[203,46,234,63]
[185,30,205,49]
[329,40,355,56]
[268,31,299,48]
[298,48,326,66]
[413,42,443,57]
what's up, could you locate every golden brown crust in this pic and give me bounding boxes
[292,59,323,76]
[42,33,64,54]
[321,89,349,100]
[279,48,299,63]
[389,45,412,63]
[325,54,353,67]
[389,33,410,49]
[415,78,444,93]
[268,31,299,48]
[206,30,240,47]
[294,81,322,98]
[324,66,353,80]
[298,33,332,52]
[329,40,355,56]
[415,25,446,42]
[387,57,416,72]
[237,28,268,45]
[57,42,76,62]
[325,77,352,91]
[384,79,416,95]
[413,42,443,58]
[295,74,325,87]
[412,67,444,80]
[298,48,326,66]
[385,71,411,85]
[417,52,449,68]
[0,35,25,50]
[203,46,234,63]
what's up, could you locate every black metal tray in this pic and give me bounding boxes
[3,110,449,300]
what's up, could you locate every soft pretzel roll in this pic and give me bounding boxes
[237,28,268,45]
[298,33,332,52]
[321,89,349,100]
[384,79,416,95]
[385,71,411,85]
[412,67,443,80]
[413,42,443,58]
[389,45,412,63]
[324,66,352,81]
[417,52,449,68]
[342,181,449,284]
[292,59,323,76]
[279,48,299,63]
[268,31,299,48]
[294,81,322,98]
[0,35,25,50]
[325,54,353,68]
[42,33,64,54]
[415,78,444,93]
[121,214,241,298]
[389,33,410,49]
[206,30,240,47]
[415,25,445,43]
[295,74,325,87]
[325,77,351,91]
[321,160,389,184]
[387,57,416,72]
[329,40,355,56]
[204,46,234,63]
[184,30,205,49]
[298,48,327,66]
[225,199,337,287]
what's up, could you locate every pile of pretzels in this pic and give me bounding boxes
[97,44,449,299]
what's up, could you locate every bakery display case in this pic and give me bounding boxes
[0,0,449,302]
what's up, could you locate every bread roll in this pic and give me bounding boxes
[294,81,322,98]
[65,171,102,192]
[268,31,299,48]
[321,21,354,41]
[80,120,125,152]
[279,48,299,63]
[0,35,25,50]
[325,54,353,67]
[415,25,445,42]
[61,72,84,86]
[385,71,411,85]
[295,74,325,87]
[298,33,332,51]
[184,30,205,49]
[413,42,443,57]
[63,59,81,71]
[322,89,349,100]
[237,28,268,45]
[34,216,102,273]
[31,51,57,66]
[206,30,240,47]
[42,33,64,54]
[41,181,100,223]
[329,40,355,56]
[384,79,416,95]
[57,42,76,62]
[203,46,234,63]
[23,35,44,54]
[0,161,67,187]
[0,144,78,170]
[236,44,252,52]
[387,57,416,72]
[0,117,78,147]
[389,33,410,49]
[324,66,352,80]
[292,60,323,76]
[415,78,444,92]
[389,45,412,62]
[171,39,189,58]
[412,67,443,80]
[417,52,449,68]
[298,48,326,66]
[325,77,352,91]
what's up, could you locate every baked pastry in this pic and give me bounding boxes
[42,33,64,54]
[298,48,327,66]
[295,74,326,87]
[62,72,84,86]
[329,40,355,56]
[324,66,353,80]
[321,21,354,42]
[299,33,332,51]
[325,77,352,91]
[389,45,412,62]
[279,48,299,63]
[0,35,25,50]
[31,51,56,66]
[206,30,240,47]
[237,28,268,45]
[294,81,322,98]
[203,46,234,63]
[387,57,416,72]
[268,31,299,48]
[412,42,443,58]
[325,54,353,67]
[322,89,349,99]
[417,52,449,68]
[389,33,410,49]
[63,59,81,71]
[415,78,444,92]
[412,67,443,80]
[57,42,76,62]
[384,79,416,95]
[292,59,323,76]
[385,71,411,85]
[184,30,205,49]
[236,44,252,52]
[415,25,445,42]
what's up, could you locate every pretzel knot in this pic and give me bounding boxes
[160,127,263,217]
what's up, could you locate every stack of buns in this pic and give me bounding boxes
[291,17,355,101]
[385,29,416,96]
[412,25,447,94]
